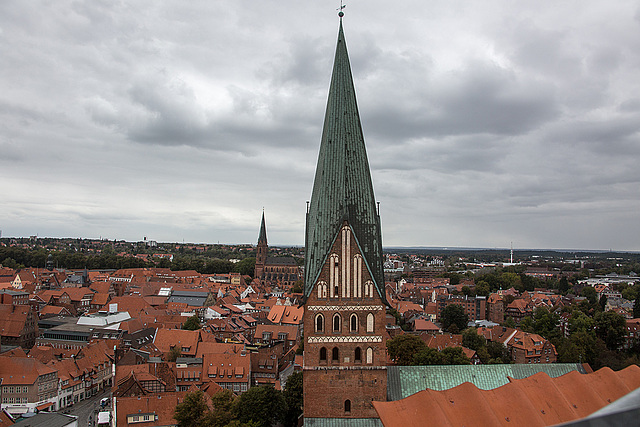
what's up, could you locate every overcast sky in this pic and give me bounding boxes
[1,1,640,251]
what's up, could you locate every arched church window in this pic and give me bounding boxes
[320,347,327,362]
[366,313,374,333]
[317,281,327,299]
[332,347,339,362]
[364,281,374,298]
[330,254,339,298]
[333,313,341,332]
[315,314,324,333]
[353,254,362,298]
[355,347,362,362]
[345,399,351,413]
[366,347,373,364]
[350,313,358,332]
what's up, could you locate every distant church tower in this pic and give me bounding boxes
[303,13,388,422]
[254,211,301,287]
[254,211,268,279]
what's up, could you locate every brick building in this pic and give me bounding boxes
[508,331,558,364]
[0,355,59,416]
[302,16,388,422]
[435,294,486,322]
[0,303,38,349]
[486,292,504,324]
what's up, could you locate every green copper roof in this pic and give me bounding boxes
[258,211,267,244]
[386,363,588,401]
[304,21,384,301]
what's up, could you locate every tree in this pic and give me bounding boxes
[462,328,486,351]
[234,386,285,427]
[182,314,201,331]
[531,308,561,341]
[174,390,209,427]
[283,372,303,427]
[441,304,468,332]
[634,298,640,319]
[413,347,444,365]
[503,317,516,329]
[594,311,626,351]
[475,281,490,297]
[569,310,595,335]
[581,286,598,306]
[486,341,510,364]
[234,257,256,277]
[558,276,570,294]
[519,316,535,333]
[622,286,638,302]
[440,347,471,365]
[599,294,608,312]
[168,346,182,362]
[386,334,427,365]
[205,389,236,427]
[292,279,303,294]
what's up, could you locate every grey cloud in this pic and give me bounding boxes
[364,59,558,141]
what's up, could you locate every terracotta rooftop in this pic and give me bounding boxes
[375,365,640,427]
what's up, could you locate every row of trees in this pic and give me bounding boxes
[174,373,302,427]
[518,304,637,370]
[0,246,256,277]
[386,334,471,366]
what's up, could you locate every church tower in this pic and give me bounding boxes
[303,14,388,421]
[254,211,268,280]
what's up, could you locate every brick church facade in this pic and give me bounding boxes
[303,15,388,422]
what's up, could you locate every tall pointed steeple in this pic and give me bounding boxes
[304,19,385,301]
[303,16,388,421]
[258,210,267,245]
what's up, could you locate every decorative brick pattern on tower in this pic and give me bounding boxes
[303,222,387,418]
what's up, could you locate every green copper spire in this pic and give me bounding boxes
[304,20,385,302]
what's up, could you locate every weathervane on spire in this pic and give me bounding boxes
[337,0,346,17]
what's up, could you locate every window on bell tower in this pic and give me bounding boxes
[366,313,374,333]
[350,313,358,332]
[315,314,324,333]
[317,281,327,299]
[330,254,339,298]
[333,313,341,332]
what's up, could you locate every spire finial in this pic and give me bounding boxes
[337,1,345,18]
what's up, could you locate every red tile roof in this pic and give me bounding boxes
[373,365,640,427]
[0,355,56,385]
[267,305,303,325]
[115,392,187,427]
[154,328,200,357]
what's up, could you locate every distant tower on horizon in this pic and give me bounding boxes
[254,210,268,280]
[511,241,514,263]
[253,211,300,288]
[303,13,388,421]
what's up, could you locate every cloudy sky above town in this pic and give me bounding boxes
[1,1,640,251]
